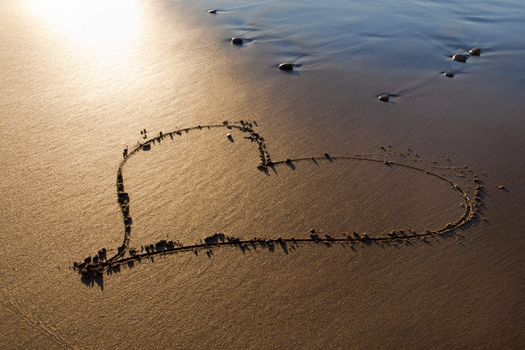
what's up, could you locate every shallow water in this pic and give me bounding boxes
[1,0,524,348]
[194,0,525,74]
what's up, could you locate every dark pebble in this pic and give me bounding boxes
[443,71,454,78]
[208,9,217,14]
[469,47,481,56]
[231,37,243,45]
[452,54,468,63]
[278,63,294,71]
[378,94,390,102]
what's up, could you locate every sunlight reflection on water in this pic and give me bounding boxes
[26,0,142,47]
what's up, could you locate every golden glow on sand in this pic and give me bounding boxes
[27,0,142,46]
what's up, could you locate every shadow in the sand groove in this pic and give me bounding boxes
[81,273,104,290]
[73,120,487,288]
[78,227,468,289]
[285,159,296,170]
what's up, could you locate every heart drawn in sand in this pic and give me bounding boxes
[74,121,485,286]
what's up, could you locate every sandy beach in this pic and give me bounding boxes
[1,0,524,348]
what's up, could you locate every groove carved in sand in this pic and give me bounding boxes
[73,121,485,286]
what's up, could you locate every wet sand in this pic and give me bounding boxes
[1,0,525,348]
[72,121,479,283]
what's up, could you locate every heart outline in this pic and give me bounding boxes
[74,121,482,285]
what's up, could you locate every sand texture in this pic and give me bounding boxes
[1,0,524,349]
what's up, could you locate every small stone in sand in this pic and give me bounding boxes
[469,47,481,56]
[208,9,217,14]
[231,37,243,45]
[278,63,294,71]
[452,54,468,63]
[497,185,506,190]
[443,71,454,78]
[378,94,390,102]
